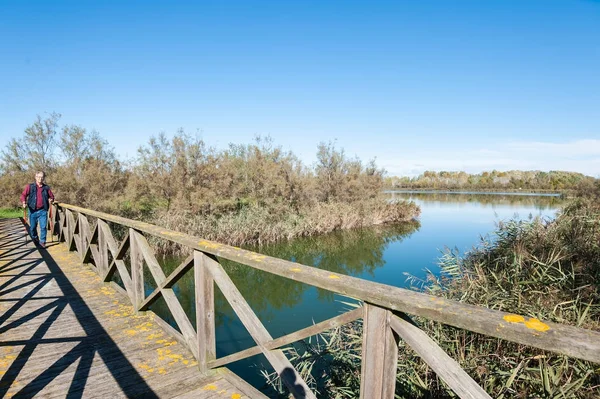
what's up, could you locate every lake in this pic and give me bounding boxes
[149,191,565,392]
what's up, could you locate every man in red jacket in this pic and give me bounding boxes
[21,171,55,248]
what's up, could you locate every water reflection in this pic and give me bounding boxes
[241,221,420,304]
[139,192,562,392]
[387,190,564,209]
[150,220,420,329]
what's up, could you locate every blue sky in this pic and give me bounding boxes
[1,0,599,176]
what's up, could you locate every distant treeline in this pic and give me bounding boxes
[385,170,596,192]
[0,113,419,249]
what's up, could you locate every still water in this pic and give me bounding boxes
[150,192,565,392]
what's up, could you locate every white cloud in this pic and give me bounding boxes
[381,139,600,177]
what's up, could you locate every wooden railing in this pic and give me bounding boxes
[47,203,600,399]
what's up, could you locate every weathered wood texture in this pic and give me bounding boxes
[56,203,600,365]
[49,203,600,399]
[390,312,492,399]
[359,304,399,399]
[0,218,265,398]
[204,253,316,399]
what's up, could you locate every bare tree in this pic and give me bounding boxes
[1,112,60,173]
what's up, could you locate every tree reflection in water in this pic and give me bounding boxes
[388,191,564,209]
[146,220,420,330]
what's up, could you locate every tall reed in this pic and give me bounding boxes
[264,198,600,398]
[151,197,420,253]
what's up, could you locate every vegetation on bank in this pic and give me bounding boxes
[265,188,600,398]
[0,113,419,251]
[386,170,595,192]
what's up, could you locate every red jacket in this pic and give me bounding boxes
[21,183,55,210]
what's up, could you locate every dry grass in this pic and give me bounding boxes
[264,198,600,398]
[149,198,420,254]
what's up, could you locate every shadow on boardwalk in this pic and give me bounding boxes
[0,218,158,398]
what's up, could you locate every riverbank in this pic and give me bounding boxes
[150,197,420,253]
[385,188,565,195]
[265,196,600,398]
[384,170,594,194]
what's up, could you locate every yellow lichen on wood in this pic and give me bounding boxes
[503,314,525,323]
[203,384,217,391]
[503,314,550,332]
[328,274,340,279]
[524,318,550,332]
[290,268,301,272]
[231,394,241,399]
[198,240,221,250]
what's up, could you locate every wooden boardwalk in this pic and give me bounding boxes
[0,218,265,398]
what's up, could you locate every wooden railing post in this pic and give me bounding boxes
[97,219,109,276]
[56,206,64,242]
[194,251,216,371]
[66,209,77,251]
[52,203,59,240]
[360,303,399,399]
[65,209,71,246]
[130,228,144,311]
[78,214,91,261]
[50,202,600,399]
[73,213,83,255]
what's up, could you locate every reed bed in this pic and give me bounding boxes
[264,198,600,398]
[150,197,420,253]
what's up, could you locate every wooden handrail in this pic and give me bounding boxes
[50,203,600,399]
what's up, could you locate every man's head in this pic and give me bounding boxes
[35,171,45,186]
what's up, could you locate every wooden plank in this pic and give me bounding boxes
[52,203,59,238]
[130,230,166,284]
[59,208,66,243]
[98,222,131,290]
[98,221,127,259]
[165,254,194,289]
[129,228,144,310]
[72,213,83,256]
[389,313,492,399]
[210,307,362,369]
[55,203,600,364]
[61,208,67,243]
[217,367,269,398]
[56,209,65,242]
[65,209,77,251]
[150,310,189,349]
[78,213,91,262]
[204,257,316,399]
[98,219,108,275]
[139,254,193,311]
[140,255,194,310]
[106,257,134,302]
[0,219,237,399]
[194,251,215,371]
[359,303,399,399]
[131,231,198,359]
[138,286,163,311]
[79,217,98,265]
